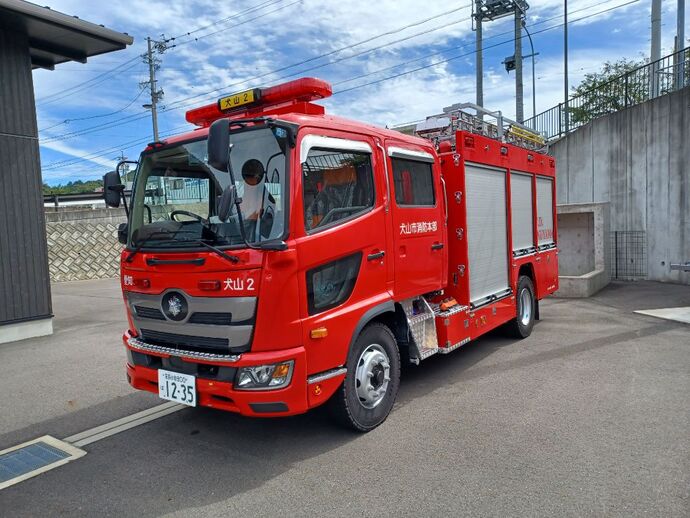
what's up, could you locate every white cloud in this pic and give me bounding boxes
[33,0,684,183]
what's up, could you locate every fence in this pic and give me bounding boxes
[609,231,647,280]
[525,47,690,140]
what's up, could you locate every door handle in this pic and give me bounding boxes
[367,251,385,261]
[431,242,444,250]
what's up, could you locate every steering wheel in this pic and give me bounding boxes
[170,209,208,224]
[318,206,365,227]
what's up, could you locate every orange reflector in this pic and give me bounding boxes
[313,384,322,396]
[198,280,221,291]
[310,327,328,339]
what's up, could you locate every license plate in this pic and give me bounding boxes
[158,369,196,407]
[217,88,258,111]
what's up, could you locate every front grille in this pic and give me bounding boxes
[140,329,229,354]
[188,312,233,325]
[134,306,165,320]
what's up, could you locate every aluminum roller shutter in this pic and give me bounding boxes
[465,163,509,304]
[536,176,555,245]
[510,172,534,251]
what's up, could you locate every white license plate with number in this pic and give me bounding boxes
[158,369,196,407]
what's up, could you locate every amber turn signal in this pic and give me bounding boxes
[310,327,328,339]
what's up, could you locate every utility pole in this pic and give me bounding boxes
[515,9,524,123]
[564,0,569,133]
[650,0,662,98]
[475,0,484,110]
[676,0,686,88]
[114,151,130,185]
[142,36,166,142]
[523,20,538,120]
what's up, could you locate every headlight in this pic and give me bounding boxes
[235,361,294,390]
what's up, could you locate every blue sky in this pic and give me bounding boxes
[34,0,687,185]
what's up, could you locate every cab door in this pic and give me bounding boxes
[386,143,446,299]
[294,132,390,375]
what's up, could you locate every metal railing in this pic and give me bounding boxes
[525,47,690,140]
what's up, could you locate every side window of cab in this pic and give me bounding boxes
[301,149,375,232]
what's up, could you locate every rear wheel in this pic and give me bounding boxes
[506,275,536,338]
[328,323,400,432]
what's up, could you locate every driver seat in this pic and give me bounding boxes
[306,165,357,229]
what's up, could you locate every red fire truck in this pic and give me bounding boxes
[104,77,558,431]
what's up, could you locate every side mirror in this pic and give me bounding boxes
[217,184,237,221]
[103,171,124,208]
[117,222,128,245]
[208,118,231,171]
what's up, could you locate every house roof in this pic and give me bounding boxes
[0,0,134,70]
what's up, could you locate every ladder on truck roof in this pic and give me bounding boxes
[412,103,548,153]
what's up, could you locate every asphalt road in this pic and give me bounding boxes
[1,280,689,517]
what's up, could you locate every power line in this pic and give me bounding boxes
[36,3,284,106]
[333,0,641,96]
[42,4,474,142]
[38,87,147,133]
[331,0,610,88]
[37,57,142,105]
[166,0,288,42]
[161,3,473,106]
[169,0,301,49]
[42,124,190,170]
[41,0,638,163]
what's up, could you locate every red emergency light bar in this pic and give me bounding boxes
[185,77,332,127]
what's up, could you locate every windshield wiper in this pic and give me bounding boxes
[160,237,240,264]
[125,229,195,262]
[196,239,240,264]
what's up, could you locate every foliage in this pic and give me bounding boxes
[43,179,103,195]
[568,58,648,124]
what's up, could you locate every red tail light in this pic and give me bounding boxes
[198,280,221,291]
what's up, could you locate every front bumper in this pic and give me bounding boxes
[123,332,343,417]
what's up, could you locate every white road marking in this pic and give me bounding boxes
[64,401,185,447]
[635,307,690,325]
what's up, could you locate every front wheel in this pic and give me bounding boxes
[328,323,400,432]
[506,275,536,338]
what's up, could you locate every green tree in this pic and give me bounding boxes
[43,179,103,195]
[568,57,647,124]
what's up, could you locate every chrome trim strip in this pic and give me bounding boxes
[470,288,513,310]
[307,367,347,385]
[438,337,471,354]
[387,146,435,162]
[300,135,372,163]
[127,336,241,363]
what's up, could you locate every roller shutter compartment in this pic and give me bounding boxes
[465,163,510,305]
[510,171,534,252]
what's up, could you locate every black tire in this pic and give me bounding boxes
[506,275,536,338]
[328,323,401,432]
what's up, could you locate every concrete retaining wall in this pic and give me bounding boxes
[556,202,611,297]
[551,86,690,284]
[45,208,125,282]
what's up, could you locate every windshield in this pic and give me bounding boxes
[128,126,288,249]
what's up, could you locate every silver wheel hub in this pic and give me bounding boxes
[355,343,391,409]
[519,287,532,326]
